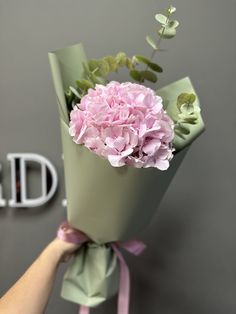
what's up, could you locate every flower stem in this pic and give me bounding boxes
[145,10,172,72]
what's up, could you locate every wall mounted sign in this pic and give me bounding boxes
[0,153,63,208]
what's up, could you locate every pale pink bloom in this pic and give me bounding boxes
[69,81,174,170]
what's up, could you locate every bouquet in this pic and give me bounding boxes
[48,5,204,314]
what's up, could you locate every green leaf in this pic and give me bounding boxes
[97,59,110,76]
[88,59,110,76]
[103,55,118,72]
[69,86,81,99]
[177,93,196,110]
[155,14,168,25]
[180,103,195,115]
[89,72,105,85]
[189,94,196,103]
[182,116,198,124]
[148,62,163,72]
[175,123,190,135]
[167,5,176,14]
[134,55,163,73]
[146,35,158,50]
[174,128,186,139]
[158,26,176,39]
[134,55,151,65]
[168,20,179,29]
[88,59,100,73]
[76,79,94,91]
[140,70,157,83]
[126,58,134,70]
[129,70,143,82]
[116,52,127,66]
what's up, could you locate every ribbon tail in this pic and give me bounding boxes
[120,240,146,256]
[112,244,130,314]
[79,305,90,314]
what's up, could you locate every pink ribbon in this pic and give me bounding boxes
[57,221,146,314]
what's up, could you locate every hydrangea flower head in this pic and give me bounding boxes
[69,81,174,170]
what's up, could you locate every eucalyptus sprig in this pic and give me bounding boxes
[174,93,201,138]
[130,5,179,83]
[65,5,179,110]
[65,52,135,110]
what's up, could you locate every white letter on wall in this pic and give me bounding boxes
[0,163,6,207]
[7,153,58,207]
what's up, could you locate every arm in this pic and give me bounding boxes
[0,236,80,314]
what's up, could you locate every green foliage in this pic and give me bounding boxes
[140,70,157,83]
[175,123,190,135]
[129,70,143,82]
[158,27,176,39]
[168,5,176,14]
[69,86,81,99]
[103,55,118,72]
[148,62,163,72]
[115,52,127,66]
[76,79,94,89]
[174,92,201,139]
[141,5,179,84]
[155,14,168,24]
[126,57,135,70]
[88,59,110,76]
[155,5,179,40]
[65,5,181,109]
[146,35,158,50]
[177,93,196,110]
[134,55,163,72]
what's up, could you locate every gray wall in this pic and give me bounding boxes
[0,0,235,313]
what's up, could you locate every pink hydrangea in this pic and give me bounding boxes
[69,81,174,170]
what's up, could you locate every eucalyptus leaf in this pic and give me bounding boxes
[69,86,81,99]
[148,62,163,72]
[134,55,151,65]
[146,35,158,50]
[174,128,186,139]
[177,93,196,110]
[140,70,157,83]
[129,70,143,82]
[168,20,179,29]
[182,116,198,124]
[134,55,162,72]
[175,123,190,135]
[158,27,176,39]
[103,56,118,72]
[97,59,110,76]
[88,59,100,73]
[116,52,127,66]
[168,5,176,14]
[126,58,134,70]
[155,14,168,25]
[76,79,94,91]
[180,103,195,115]
[89,72,105,85]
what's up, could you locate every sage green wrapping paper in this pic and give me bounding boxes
[48,43,204,307]
[61,243,119,306]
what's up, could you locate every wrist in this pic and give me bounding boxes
[40,240,64,266]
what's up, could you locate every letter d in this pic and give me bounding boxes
[7,153,58,207]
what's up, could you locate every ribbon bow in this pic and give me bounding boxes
[57,221,146,314]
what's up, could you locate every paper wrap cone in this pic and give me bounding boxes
[48,43,204,307]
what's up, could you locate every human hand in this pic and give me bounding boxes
[49,237,81,263]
